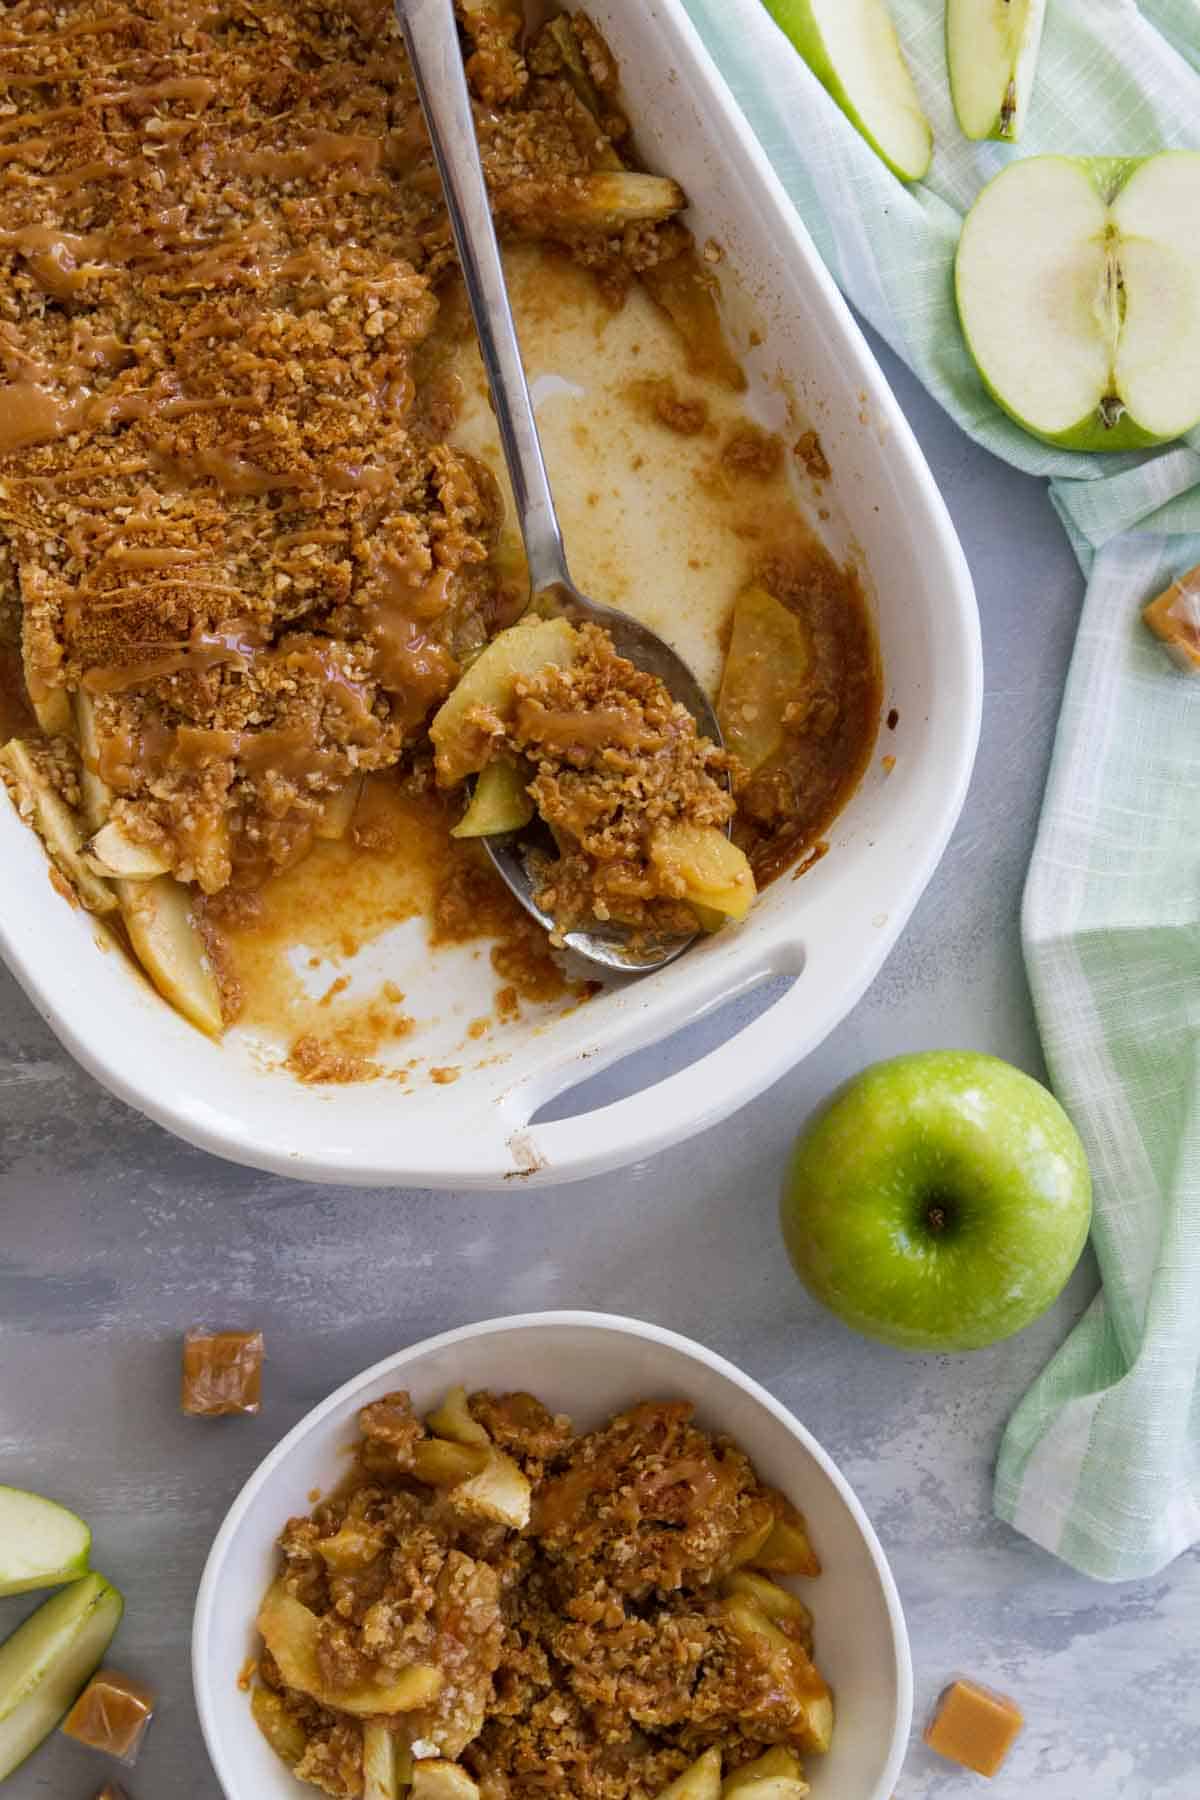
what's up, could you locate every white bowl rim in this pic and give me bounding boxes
[192,1309,914,1800]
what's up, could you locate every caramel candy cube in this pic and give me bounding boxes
[925,1678,1023,1777]
[1144,566,1200,672]
[182,1328,264,1416]
[62,1668,156,1763]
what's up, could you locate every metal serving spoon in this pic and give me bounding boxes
[395,0,721,973]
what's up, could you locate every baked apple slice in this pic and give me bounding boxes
[256,1583,442,1716]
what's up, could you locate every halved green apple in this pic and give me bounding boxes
[761,0,932,182]
[956,153,1200,450]
[947,0,1047,142]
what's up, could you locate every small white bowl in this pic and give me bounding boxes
[193,1313,912,1800]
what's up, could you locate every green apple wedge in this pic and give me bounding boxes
[956,152,1200,450]
[0,1574,123,1779]
[947,0,1048,142]
[761,0,932,183]
[0,1488,91,1596]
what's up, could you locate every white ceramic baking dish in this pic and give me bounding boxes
[0,0,981,1188]
[193,1312,913,1800]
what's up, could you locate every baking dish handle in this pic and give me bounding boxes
[507,955,842,1181]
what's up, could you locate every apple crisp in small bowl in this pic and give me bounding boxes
[250,1386,831,1798]
[193,1315,911,1800]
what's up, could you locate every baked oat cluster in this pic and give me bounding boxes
[0,0,688,897]
[253,1389,833,1799]
[484,625,740,939]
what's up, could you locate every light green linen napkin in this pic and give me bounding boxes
[680,0,1200,1580]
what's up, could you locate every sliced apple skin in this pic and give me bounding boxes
[0,1488,91,1598]
[762,0,932,182]
[956,152,1200,450]
[0,1574,123,1780]
[946,0,1047,142]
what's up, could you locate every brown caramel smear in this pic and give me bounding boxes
[95,1786,131,1800]
[62,1668,156,1763]
[924,1678,1023,1778]
[1144,566,1200,673]
[181,1328,264,1416]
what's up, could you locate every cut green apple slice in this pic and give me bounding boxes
[0,1488,91,1598]
[947,0,1047,141]
[762,0,932,182]
[0,1574,123,1778]
[956,152,1200,450]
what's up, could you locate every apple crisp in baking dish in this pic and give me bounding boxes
[0,0,879,1050]
[251,1387,832,1798]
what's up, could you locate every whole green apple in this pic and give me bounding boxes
[781,1051,1091,1352]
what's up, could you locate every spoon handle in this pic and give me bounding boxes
[395,0,570,595]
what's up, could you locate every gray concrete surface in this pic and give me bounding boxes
[3,324,1197,1799]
